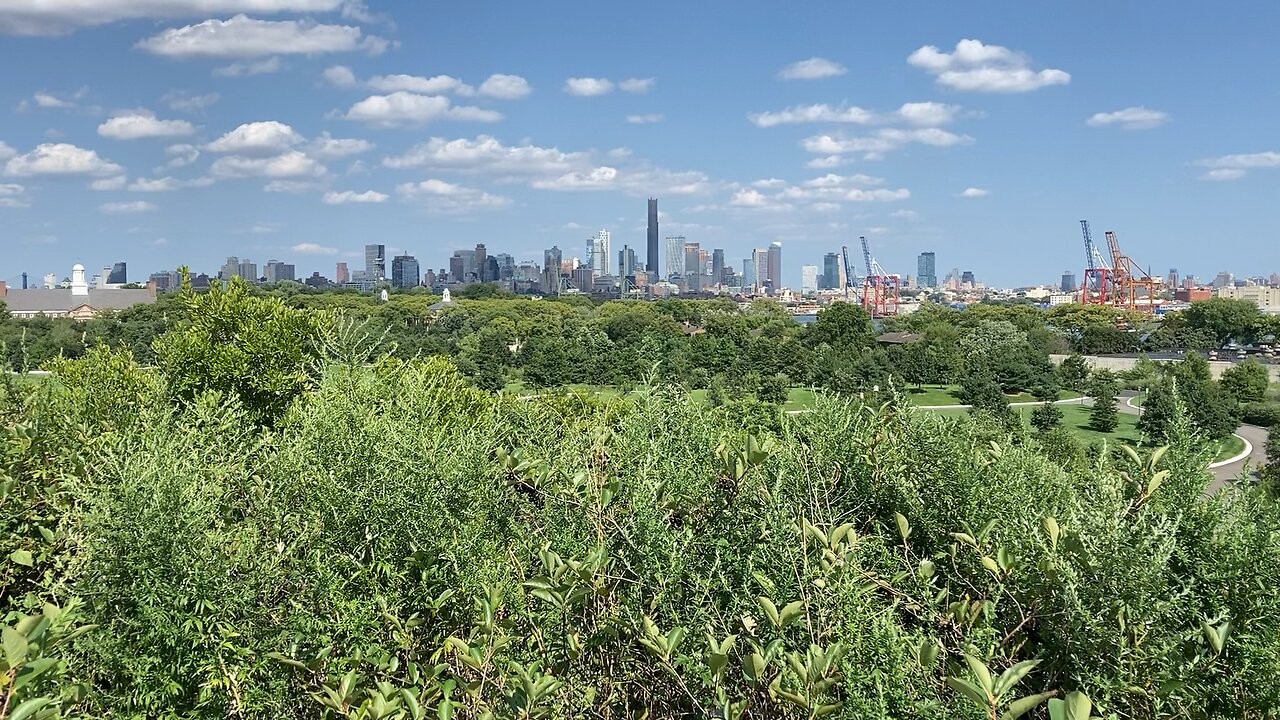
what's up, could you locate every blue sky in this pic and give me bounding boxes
[1,0,1277,288]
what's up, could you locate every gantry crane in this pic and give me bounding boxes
[1078,220,1160,313]
[859,235,900,317]
[839,245,860,302]
[1079,220,1113,306]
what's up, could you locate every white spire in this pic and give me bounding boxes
[70,264,88,296]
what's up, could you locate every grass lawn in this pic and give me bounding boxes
[903,384,1081,406]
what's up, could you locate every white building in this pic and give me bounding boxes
[1217,285,1280,313]
[801,265,818,296]
[590,229,611,276]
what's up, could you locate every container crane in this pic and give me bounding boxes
[1079,219,1113,306]
[858,235,900,317]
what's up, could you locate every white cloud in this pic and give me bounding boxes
[0,1,346,35]
[341,92,502,126]
[619,77,655,94]
[478,73,531,99]
[323,189,387,204]
[626,113,664,124]
[206,120,303,154]
[100,200,156,214]
[958,187,989,197]
[396,179,511,213]
[308,132,374,158]
[564,77,614,96]
[749,101,962,128]
[804,173,882,187]
[292,241,338,254]
[367,73,472,94]
[1086,106,1169,130]
[0,183,30,208]
[164,143,200,167]
[1195,151,1280,180]
[751,178,787,188]
[213,56,283,76]
[4,143,123,177]
[1200,168,1246,181]
[891,209,918,219]
[90,175,127,190]
[163,90,219,113]
[321,64,357,87]
[211,150,325,178]
[730,188,774,207]
[846,188,909,202]
[909,39,1069,92]
[127,176,212,191]
[383,135,587,175]
[33,91,73,108]
[778,57,846,80]
[0,142,14,161]
[802,128,973,159]
[532,166,618,190]
[98,110,196,139]
[137,14,387,58]
[806,155,849,169]
[265,179,323,192]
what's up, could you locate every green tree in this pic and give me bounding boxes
[959,371,1019,430]
[1029,401,1064,434]
[154,276,331,424]
[1182,297,1263,347]
[1136,378,1179,443]
[756,373,789,406]
[1056,353,1091,392]
[1220,359,1270,404]
[1089,379,1119,433]
[805,301,874,349]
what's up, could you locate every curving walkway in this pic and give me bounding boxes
[1116,391,1266,491]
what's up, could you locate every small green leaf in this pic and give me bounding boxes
[963,654,994,698]
[918,559,936,580]
[8,697,51,720]
[3,626,28,669]
[778,600,804,630]
[1059,690,1093,720]
[947,676,990,709]
[1042,517,1060,550]
[1002,690,1057,720]
[894,512,911,542]
[9,549,33,567]
[993,659,1040,697]
[917,638,940,668]
[1145,470,1169,498]
[757,597,781,629]
[981,556,1000,574]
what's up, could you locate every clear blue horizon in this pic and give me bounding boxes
[1,1,1277,288]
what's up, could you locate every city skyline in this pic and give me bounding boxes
[2,3,1279,287]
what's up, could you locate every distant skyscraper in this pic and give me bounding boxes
[391,255,420,288]
[590,229,611,275]
[961,270,976,287]
[664,236,684,278]
[1168,268,1179,288]
[618,245,638,278]
[238,259,258,282]
[766,242,782,291]
[801,265,818,295]
[219,256,239,281]
[1060,271,1077,293]
[752,248,769,291]
[683,241,702,274]
[1212,271,1234,288]
[365,244,386,281]
[264,260,295,283]
[916,252,937,288]
[822,252,840,290]
[711,249,725,285]
[474,244,489,281]
[335,262,349,284]
[107,262,127,285]
[544,245,563,292]
[647,198,659,273]
[495,253,515,280]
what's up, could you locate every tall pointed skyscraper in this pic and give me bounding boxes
[646,198,659,274]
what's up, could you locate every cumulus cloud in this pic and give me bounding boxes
[264,179,324,192]
[292,241,338,254]
[368,73,472,94]
[618,77,654,94]
[564,77,614,96]
[1195,151,1280,180]
[383,135,587,175]
[531,166,618,190]
[323,189,387,204]
[802,127,973,159]
[478,73,531,99]
[98,110,196,139]
[99,200,156,213]
[1086,106,1169,130]
[908,39,1069,92]
[726,173,908,213]
[749,101,962,128]
[0,0,345,35]
[958,186,989,197]
[137,14,387,58]
[396,179,511,213]
[211,150,325,179]
[341,92,502,126]
[321,64,358,87]
[212,56,283,77]
[806,155,849,169]
[308,132,374,158]
[33,91,74,108]
[206,120,303,154]
[777,57,846,80]
[626,113,664,124]
[4,143,123,177]
[0,142,15,161]
[90,175,127,190]
[0,183,30,208]
[164,143,201,167]
[127,176,211,191]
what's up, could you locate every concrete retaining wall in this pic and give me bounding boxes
[1050,354,1280,381]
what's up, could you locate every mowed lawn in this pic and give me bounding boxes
[904,384,1082,406]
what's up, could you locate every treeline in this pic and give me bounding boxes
[1,282,1279,718]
